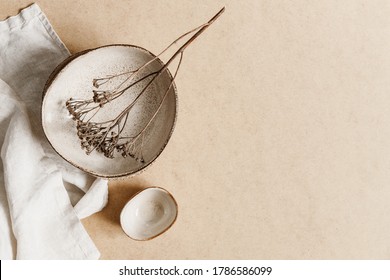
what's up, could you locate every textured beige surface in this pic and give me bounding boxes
[2,0,390,259]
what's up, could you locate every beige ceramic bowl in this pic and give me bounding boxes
[120,187,178,241]
[42,45,178,178]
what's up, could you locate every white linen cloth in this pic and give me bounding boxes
[0,3,108,259]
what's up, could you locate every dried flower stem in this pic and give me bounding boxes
[66,7,225,162]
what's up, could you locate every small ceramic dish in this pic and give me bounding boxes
[41,45,177,178]
[120,187,178,241]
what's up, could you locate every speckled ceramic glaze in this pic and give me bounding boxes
[120,187,178,241]
[42,45,177,178]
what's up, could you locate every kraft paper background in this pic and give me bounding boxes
[2,0,390,259]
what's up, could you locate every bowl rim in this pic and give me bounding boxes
[41,44,178,178]
[119,186,178,241]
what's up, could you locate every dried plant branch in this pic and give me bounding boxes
[66,7,225,162]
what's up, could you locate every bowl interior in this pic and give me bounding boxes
[120,187,178,240]
[42,45,177,178]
